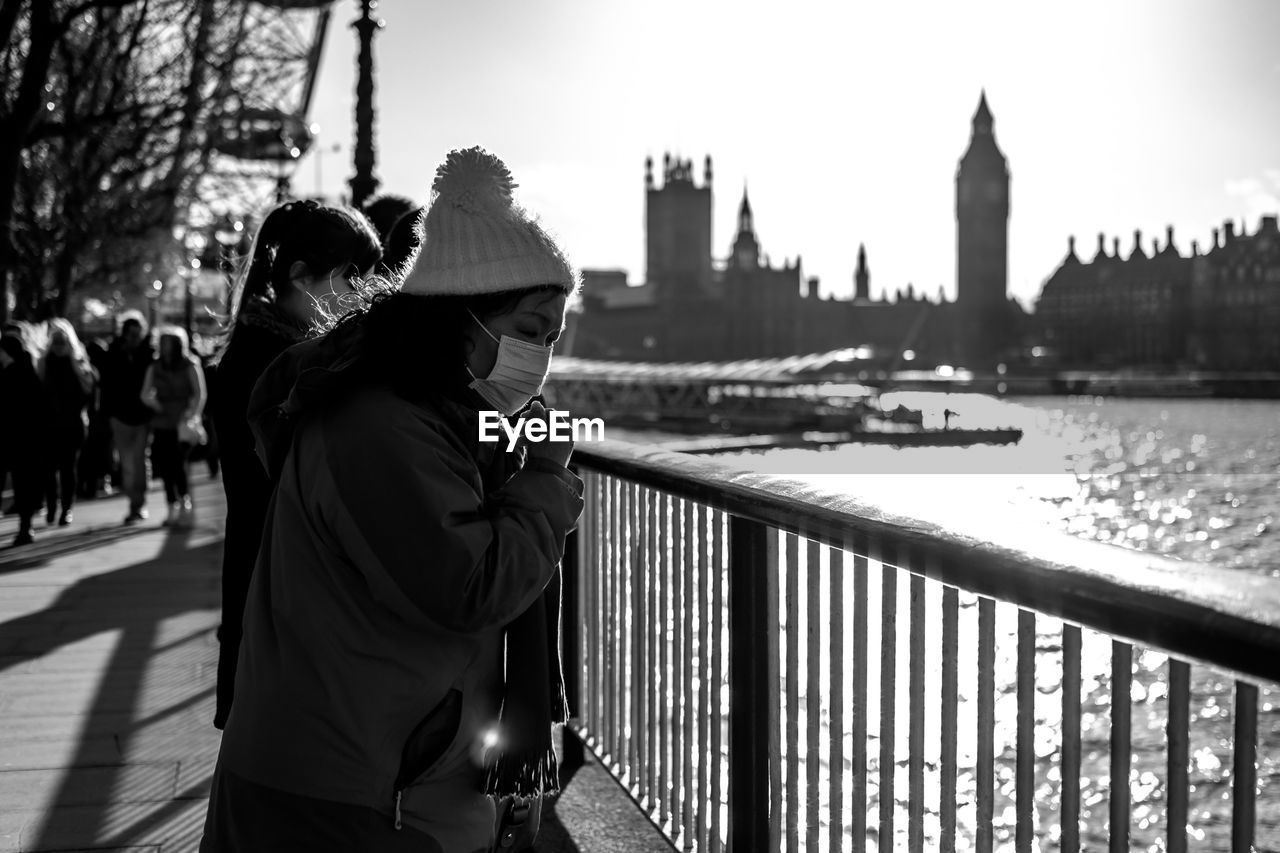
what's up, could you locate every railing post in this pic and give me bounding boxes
[728,515,771,852]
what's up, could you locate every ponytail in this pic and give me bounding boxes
[215,200,382,361]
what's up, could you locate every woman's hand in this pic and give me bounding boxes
[522,400,573,468]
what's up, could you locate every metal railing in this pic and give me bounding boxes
[561,439,1280,853]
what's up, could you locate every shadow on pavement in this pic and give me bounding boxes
[0,526,220,849]
[0,522,154,574]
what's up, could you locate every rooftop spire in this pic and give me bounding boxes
[731,182,760,269]
[973,89,993,133]
[854,243,870,301]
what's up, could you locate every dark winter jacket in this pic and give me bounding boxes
[212,316,305,558]
[41,354,94,436]
[209,310,305,728]
[0,349,52,471]
[211,333,584,851]
[99,339,155,425]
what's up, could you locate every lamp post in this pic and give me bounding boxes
[147,279,163,329]
[179,228,208,341]
[213,213,247,314]
[348,0,383,208]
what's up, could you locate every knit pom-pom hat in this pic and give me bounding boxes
[401,146,580,297]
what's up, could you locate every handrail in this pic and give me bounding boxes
[571,438,1280,684]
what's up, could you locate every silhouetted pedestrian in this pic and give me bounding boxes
[141,326,205,528]
[361,193,422,282]
[0,330,52,547]
[38,319,97,526]
[360,192,416,245]
[99,311,155,524]
[381,204,425,282]
[209,199,381,731]
[78,338,114,499]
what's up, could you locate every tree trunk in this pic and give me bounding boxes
[0,3,61,323]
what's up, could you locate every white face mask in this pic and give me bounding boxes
[465,310,553,416]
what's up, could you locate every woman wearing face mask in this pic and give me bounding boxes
[200,147,584,852]
[37,319,98,526]
[209,199,381,731]
[140,327,206,527]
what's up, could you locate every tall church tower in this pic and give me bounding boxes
[854,244,870,301]
[955,91,1010,367]
[731,186,760,269]
[645,153,714,300]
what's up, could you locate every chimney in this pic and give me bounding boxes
[1133,229,1143,255]
[807,277,819,298]
[1224,220,1236,243]
[1191,240,1199,256]
[1068,235,1076,256]
[1112,237,1120,256]
[1212,227,1220,249]
[1166,224,1175,250]
[1097,232,1107,257]
[1262,214,1279,232]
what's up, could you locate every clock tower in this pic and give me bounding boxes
[955,91,1010,368]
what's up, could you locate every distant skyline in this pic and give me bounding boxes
[298,0,1280,307]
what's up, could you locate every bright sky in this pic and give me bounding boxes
[299,0,1280,307]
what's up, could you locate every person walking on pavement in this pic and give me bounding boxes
[140,326,205,528]
[201,147,584,852]
[0,329,52,547]
[209,199,381,731]
[79,337,114,499]
[38,318,97,526]
[100,311,155,524]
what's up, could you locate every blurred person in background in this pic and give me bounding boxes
[0,327,52,546]
[78,337,115,499]
[200,147,582,851]
[360,192,416,246]
[100,311,155,524]
[381,205,425,283]
[37,318,97,526]
[140,326,205,528]
[197,350,220,480]
[361,193,422,282]
[209,198,381,730]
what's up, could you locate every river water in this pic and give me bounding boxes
[718,395,1280,852]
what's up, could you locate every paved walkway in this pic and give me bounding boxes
[0,474,671,852]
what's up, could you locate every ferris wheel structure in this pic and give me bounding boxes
[199,0,336,226]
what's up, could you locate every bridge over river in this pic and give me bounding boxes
[545,350,887,433]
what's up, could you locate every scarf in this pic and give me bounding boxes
[236,295,307,344]
[477,412,569,800]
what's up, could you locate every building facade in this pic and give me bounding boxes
[1189,215,1280,370]
[1035,216,1280,370]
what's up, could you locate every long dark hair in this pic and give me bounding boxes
[218,199,382,352]
[324,282,563,404]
